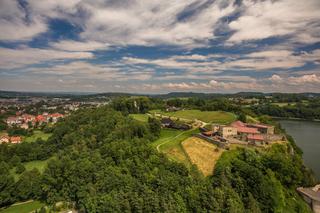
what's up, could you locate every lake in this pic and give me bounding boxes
[279,120,320,179]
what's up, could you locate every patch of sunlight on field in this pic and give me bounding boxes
[182,137,224,176]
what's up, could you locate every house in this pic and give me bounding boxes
[50,113,64,122]
[161,118,174,127]
[247,134,265,145]
[297,185,320,213]
[202,131,214,137]
[20,123,29,129]
[247,123,275,135]
[36,115,46,123]
[6,116,21,125]
[0,135,10,144]
[166,106,181,112]
[218,126,238,138]
[10,136,22,144]
[21,114,35,123]
[231,121,260,135]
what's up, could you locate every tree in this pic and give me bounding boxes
[238,113,247,123]
[15,163,26,174]
[148,117,161,137]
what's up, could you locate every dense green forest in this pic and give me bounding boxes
[0,106,317,212]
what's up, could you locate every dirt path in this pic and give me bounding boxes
[11,200,34,206]
[156,131,186,152]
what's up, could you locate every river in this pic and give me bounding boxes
[278,120,320,179]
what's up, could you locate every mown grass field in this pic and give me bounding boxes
[129,114,150,122]
[10,158,53,181]
[150,110,236,124]
[0,201,44,213]
[24,130,51,143]
[182,137,224,176]
[151,128,199,167]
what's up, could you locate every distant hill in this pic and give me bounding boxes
[1,90,319,99]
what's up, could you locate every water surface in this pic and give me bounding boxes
[279,120,320,179]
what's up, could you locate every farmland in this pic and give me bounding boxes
[150,109,236,124]
[182,137,224,176]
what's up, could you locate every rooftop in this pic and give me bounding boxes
[297,185,320,202]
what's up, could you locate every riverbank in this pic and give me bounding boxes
[273,116,320,122]
[278,119,320,180]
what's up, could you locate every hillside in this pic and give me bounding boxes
[0,106,316,212]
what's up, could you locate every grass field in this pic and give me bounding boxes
[10,158,53,181]
[24,130,51,143]
[182,137,224,176]
[150,110,236,124]
[129,114,150,122]
[151,128,199,167]
[0,201,44,213]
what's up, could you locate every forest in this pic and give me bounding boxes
[0,105,317,212]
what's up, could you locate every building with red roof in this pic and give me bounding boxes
[10,136,22,144]
[231,121,246,128]
[247,134,265,145]
[49,113,64,123]
[0,135,10,144]
[236,126,259,134]
[36,115,46,123]
[247,123,275,134]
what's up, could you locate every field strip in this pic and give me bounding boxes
[11,200,34,206]
[156,131,186,152]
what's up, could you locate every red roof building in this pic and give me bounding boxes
[10,136,22,144]
[231,121,246,128]
[237,127,259,134]
[0,135,10,144]
[247,134,264,141]
[202,131,214,137]
[36,115,46,122]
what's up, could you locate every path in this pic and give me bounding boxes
[156,131,186,152]
[11,200,34,206]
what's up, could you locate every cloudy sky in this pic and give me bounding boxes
[0,0,319,93]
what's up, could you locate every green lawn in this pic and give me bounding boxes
[10,158,53,181]
[150,110,236,124]
[151,128,199,167]
[129,114,150,123]
[151,129,183,148]
[0,201,44,213]
[24,130,52,143]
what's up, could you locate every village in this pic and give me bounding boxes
[0,112,64,144]
[0,94,111,145]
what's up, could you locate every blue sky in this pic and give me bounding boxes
[0,0,319,93]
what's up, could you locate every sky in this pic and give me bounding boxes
[0,0,319,94]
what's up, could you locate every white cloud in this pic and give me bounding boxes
[228,0,320,43]
[38,0,236,48]
[288,74,320,85]
[50,40,108,52]
[0,47,93,69]
[0,0,47,41]
[24,61,154,81]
